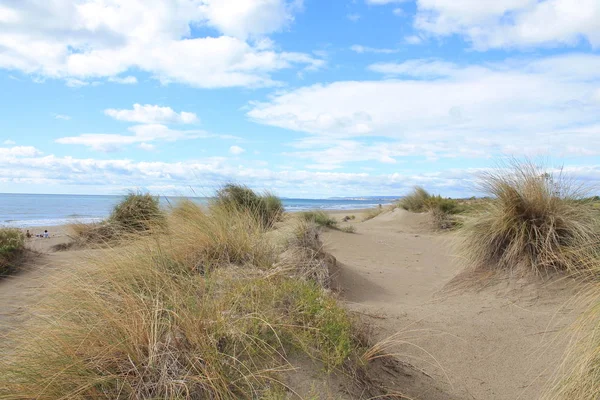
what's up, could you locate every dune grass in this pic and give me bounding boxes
[299,210,338,228]
[0,197,373,399]
[456,161,600,275]
[214,184,284,229]
[544,289,600,400]
[362,207,384,222]
[0,227,25,275]
[400,187,462,229]
[68,192,166,247]
[110,191,165,232]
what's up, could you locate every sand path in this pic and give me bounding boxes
[325,209,583,400]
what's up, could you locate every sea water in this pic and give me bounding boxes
[0,193,394,228]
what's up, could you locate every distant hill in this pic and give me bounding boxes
[327,196,400,201]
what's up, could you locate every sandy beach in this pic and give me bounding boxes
[0,208,586,399]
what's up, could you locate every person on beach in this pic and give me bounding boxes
[43,230,49,238]
[25,230,32,239]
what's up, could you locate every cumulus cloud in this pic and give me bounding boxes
[248,54,600,167]
[414,0,600,49]
[105,104,199,125]
[229,145,246,155]
[0,0,319,88]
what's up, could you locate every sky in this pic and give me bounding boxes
[1,0,600,198]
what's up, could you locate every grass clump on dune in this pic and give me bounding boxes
[0,227,25,275]
[400,186,431,212]
[0,195,370,399]
[69,192,165,246]
[400,187,462,229]
[110,191,165,232]
[457,161,600,275]
[215,184,284,229]
[299,210,338,228]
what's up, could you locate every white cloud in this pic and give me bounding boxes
[56,124,212,152]
[138,143,156,151]
[3,140,16,145]
[200,0,303,39]
[351,45,399,54]
[0,0,319,88]
[108,76,138,85]
[404,35,423,45]
[392,8,406,17]
[414,0,600,49]
[0,146,42,157]
[3,145,600,197]
[105,104,199,125]
[229,145,246,155]
[54,114,71,120]
[248,54,600,167]
[347,13,361,22]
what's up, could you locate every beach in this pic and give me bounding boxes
[0,207,584,399]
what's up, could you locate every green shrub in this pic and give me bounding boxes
[215,184,283,229]
[110,192,165,232]
[0,228,25,275]
[299,211,338,228]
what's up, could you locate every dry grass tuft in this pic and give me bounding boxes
[214,184,283,229]
[400,187,462,229]
[544,285,600,400]
[457,161,600,275]
[68,193,165,247]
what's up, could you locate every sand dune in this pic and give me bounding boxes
[0,211,587,399]
[327,208,584,399]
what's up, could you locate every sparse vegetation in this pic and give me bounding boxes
[362,207,384,222]
[341,226,356,234]
[457,161,600,275]
[0,227,25,275]
[400,187,462,229]
[0,195,380,399]
[299,210,338,228]
[215,184,284,229]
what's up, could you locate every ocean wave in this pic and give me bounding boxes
[1,217,104,228]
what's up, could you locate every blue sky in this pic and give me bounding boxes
[1,0,599,198]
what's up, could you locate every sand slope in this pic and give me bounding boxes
[326,209,583,400]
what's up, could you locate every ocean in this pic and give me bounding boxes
[0,193,394,228]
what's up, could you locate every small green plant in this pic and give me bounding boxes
[340,226,356,234]
[299,210,338,228]
[0,227,25,275]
